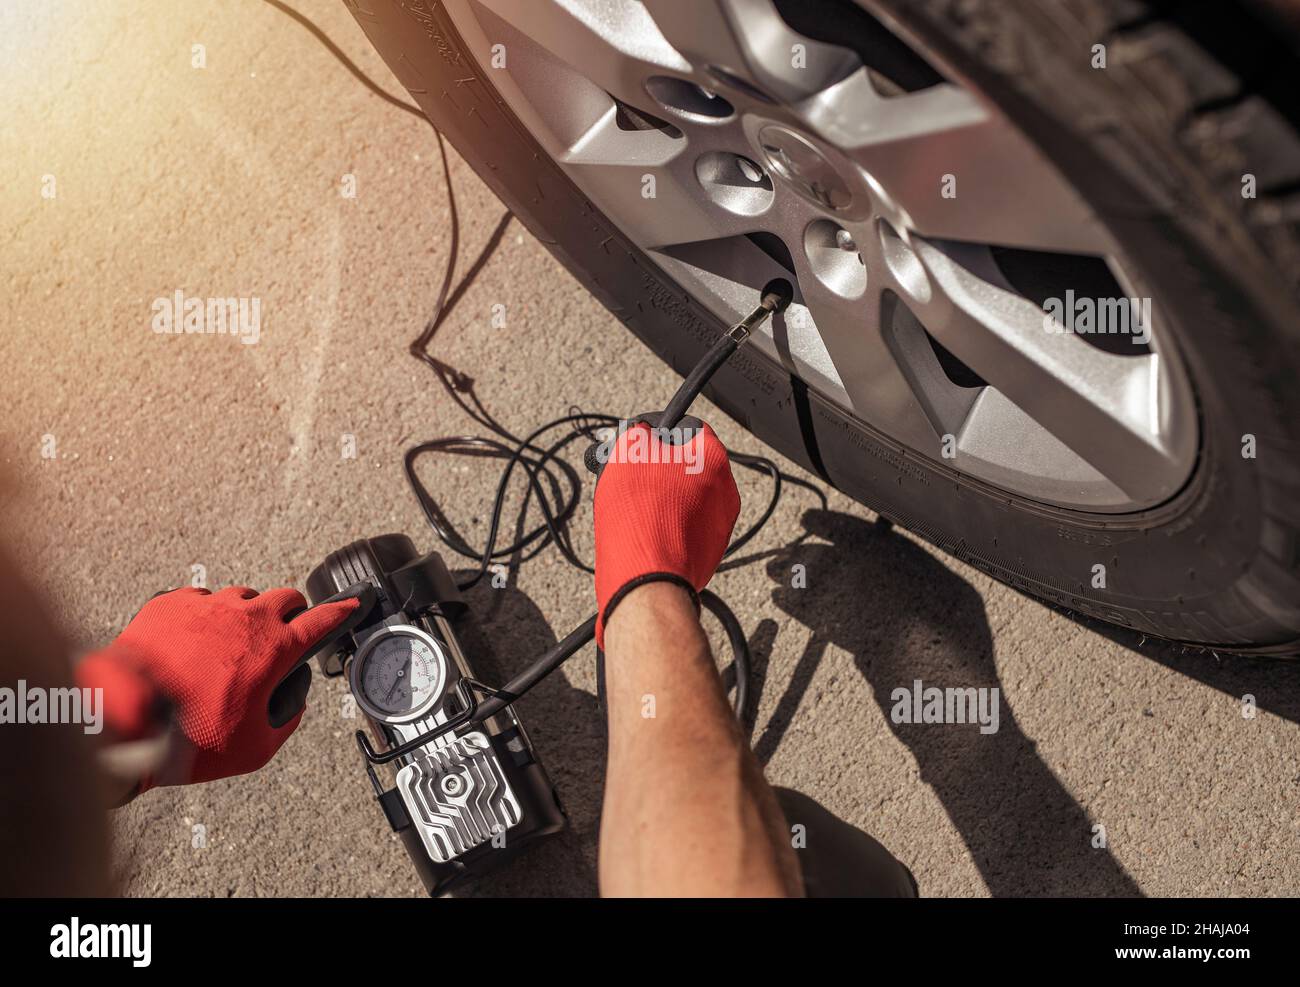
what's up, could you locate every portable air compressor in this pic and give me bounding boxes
[293,288,790,896]
[305,534,566,897]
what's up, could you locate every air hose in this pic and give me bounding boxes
[261,0,819,728]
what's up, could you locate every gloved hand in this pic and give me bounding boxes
[593,420,740,647]
[76,586,361,789]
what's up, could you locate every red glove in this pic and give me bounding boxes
[76,586,360,788]
[593,420,740,647]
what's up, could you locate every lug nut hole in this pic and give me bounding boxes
[695,152,774,217]
[804,220,867,298]
[645,76,735,122]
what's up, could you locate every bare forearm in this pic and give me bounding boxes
[599,582,802,897]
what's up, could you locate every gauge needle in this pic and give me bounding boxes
[385,664,407,702]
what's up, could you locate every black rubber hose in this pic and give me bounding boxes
[449,323,770,726]
[700,589,750,719]
[655,333,742,431]
[654,280,791,430]
[462,615,598,722]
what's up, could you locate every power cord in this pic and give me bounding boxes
[262,0,827,721]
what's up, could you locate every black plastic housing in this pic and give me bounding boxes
[307,534,566,896]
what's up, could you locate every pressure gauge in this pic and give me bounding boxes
[350,625,449,724]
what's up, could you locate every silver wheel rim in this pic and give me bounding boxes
[449,0,1200,513]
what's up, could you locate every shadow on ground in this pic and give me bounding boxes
[760,509,1143,897]
[444,506,1300,898]
[446,577,603,897]
[447,557,923,897]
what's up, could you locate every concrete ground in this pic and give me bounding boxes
[3,0,1298,898]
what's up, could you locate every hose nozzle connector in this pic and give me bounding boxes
[727,277,795,343]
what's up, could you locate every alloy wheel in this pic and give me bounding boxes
[448,0,1200,512]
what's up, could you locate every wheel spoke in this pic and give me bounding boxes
[566,118,777,250]
[953,387,1133,509]
[788,252,941,452]
[473,0,690,120]
[646,234,864,418]
[805,76,1115,255]
[640,0,861,104]
[910,238,1190,502]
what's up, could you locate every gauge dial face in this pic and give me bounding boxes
[357,631,445,720]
